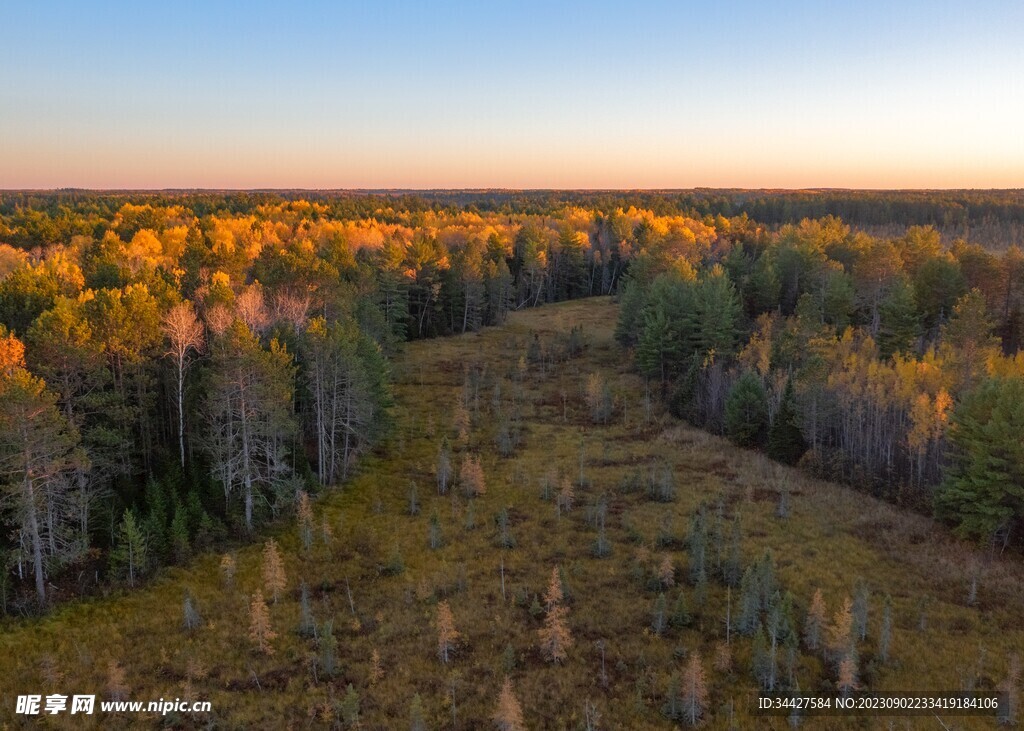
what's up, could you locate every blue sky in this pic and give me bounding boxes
[1,0,1022,188]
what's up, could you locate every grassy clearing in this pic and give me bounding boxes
[2,297,1022,730]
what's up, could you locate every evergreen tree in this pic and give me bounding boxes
[725,372,770,447]
[340,683,360,728]
[935,376,1024,545]
[170,501,190,564]
[409,693,427,731]
[877,275,919,359]
[737,566,761,635]
[751,624,772,690]
[111,509,148,587]
[670,590,691,629]
[767,378,806,464]
[298,581,315,637]
[319,620,338,676]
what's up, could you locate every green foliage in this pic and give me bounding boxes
[877,276,919,358]
[767,379,805,465]
[935,377,1024,544]
[110,509,148,587]
[724,372,769,448]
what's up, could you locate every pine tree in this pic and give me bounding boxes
[409,693,427,731]
[722,519,743,588]
[170,500,190,564]
[935,376,1024,545]
[688,510,708,584]
[111,509,148,587]
[877,275,919,359]
[852,582,870,642]
[262,539,287,603]
[248,590,276,655]
[751,623,772,690]
[767,378,806,465]
[340,683,360,728]
[319,620,338,676]
[670,590,691,629]
[737,566,761,635]
[724,371,770,447]
[539,603,572,663]
[493,677,526,731]
[437,600,459,664]
[681,651,708,727]
[804,589,827,651]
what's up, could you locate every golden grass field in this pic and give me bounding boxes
[2,297,1022,730]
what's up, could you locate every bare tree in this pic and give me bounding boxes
[162,301,204,468]
[0,367,85,603]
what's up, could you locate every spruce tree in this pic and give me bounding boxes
[111,509,148,587]
[878,275,919,359]
[725,371,769,447]
[935,376,1024,544]
[767,378,806,465]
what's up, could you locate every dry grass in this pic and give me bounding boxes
[2,296,1022,729]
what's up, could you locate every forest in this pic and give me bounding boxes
[1,192,1023,727]
[1,192,1023,612]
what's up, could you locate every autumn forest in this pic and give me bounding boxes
[1,190,1024,728]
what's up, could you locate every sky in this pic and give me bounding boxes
[1,0,1022,190]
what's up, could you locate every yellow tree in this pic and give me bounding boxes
[681,651,708,727]
[162,300,204,468]
[248,590,276,655]
[804,589,827,651]
[437,600,460,664]
[828,596,854,663]
[262,539,287,603]
[493,677,526,731]
[539,603,572,663]
[460,455,486,497]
